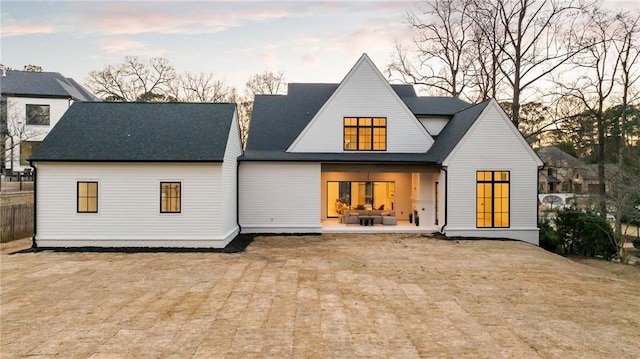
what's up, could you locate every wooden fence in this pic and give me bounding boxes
[1,203,34,243]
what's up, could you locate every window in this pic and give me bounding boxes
[20,141,41,165]
[344,117,386,151]
[161,182,181,213]
[26,104,50,125]
[476,171,509,228]
[77,182,98,213]
[327,181,395,217]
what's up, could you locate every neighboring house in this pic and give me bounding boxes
[240,54,543,245]
[1,69,97,172]
[29,102,242,248]
[537,146,599,194]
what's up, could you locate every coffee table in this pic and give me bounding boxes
[359,216,374,226]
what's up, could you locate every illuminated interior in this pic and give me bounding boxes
[477,171,509,228]
[161,182,181,213]
[343,117,386,151]
[77,181,98,213]
[327,181,395,217]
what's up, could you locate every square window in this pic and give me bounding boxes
[26,104,50,125]
[343,117,386,151]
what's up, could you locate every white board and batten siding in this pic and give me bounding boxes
[239,162,321,233]
[443,101,543,245]
[287,55,434,153]
[35,162,237,248]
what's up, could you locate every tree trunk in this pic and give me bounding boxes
[597,115,607,218]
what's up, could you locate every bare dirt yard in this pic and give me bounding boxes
[1,234,639,358]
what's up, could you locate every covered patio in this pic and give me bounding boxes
[321,218,438,234]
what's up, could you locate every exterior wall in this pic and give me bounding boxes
[410,171,441,228]
[239,162,321,233]
[288,57,433,153]
[4,97,72,171]
[320,171,412,221]
[444,103,541,245]
[34,162,236,248]
[220,112,242,237]
[418,117,449,136]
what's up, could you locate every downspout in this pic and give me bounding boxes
[439,167,448,234]
[236,159,242,235]
[29,160,37,249]
[537,165,543,229]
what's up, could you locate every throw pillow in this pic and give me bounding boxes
[381,211,390,216]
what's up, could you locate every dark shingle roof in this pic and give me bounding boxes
[242,83,477,163]
[401,96,471,116]
[426,101,491,163]
[537,146,598,180]
[1,70,98,101]
[30,102,236,162]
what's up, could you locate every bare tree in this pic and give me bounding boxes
[556,7,621,217]
[614,11,640,165]
[240,70,287,147]
[472,0,592,127]
[605,150,640,263]
[1,100,45,172]
[85,56,178,102]
[171,72,233,103]
[388,0,476,98]
[245,70,286,96]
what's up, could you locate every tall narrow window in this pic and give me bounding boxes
[77,181,98,213]
[476,171,509,228]
[343,117,386,151]
[161,182,181,213]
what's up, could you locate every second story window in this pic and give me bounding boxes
[26,104,50,125]
[344,117,386,151]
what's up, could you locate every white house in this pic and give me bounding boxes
[240,54,543,244]
[29,102,242,248]
[29,54,542,248]
[1,70,97,172]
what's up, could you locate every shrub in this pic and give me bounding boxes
[539,218,561,253]
[554,208,617,260]
[632,237,640,249]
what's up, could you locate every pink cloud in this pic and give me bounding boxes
[1,23,56,37]
[97,38,167,57]
[300,54,320,67]
[77,2,301,36]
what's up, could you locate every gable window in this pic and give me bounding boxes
[477,171,509,228]
[26,104,50,125]
[77,181,98,213]
[161,182,181,213]
[344,117,386,151]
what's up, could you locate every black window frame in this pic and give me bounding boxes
[77,181,98,213]
[343,117,387,151]
[160,182,181,213]
[26,104,50,126]
[476,171,510,228]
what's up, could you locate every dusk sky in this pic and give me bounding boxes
[2,0,639,93]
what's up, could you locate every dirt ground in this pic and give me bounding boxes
[1,234,639,358]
